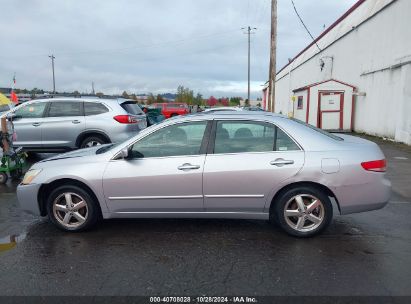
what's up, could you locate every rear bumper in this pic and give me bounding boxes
[17,183,42,216]
[334,177,391,215]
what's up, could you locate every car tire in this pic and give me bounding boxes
[80,135,106,148]
[170,113,178,117]
[272,186,333,237]
[0,172,8,184]
[46,185,100,232]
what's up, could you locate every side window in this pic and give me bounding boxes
[131,121,207,158]
[84,102,109,116]
[14,102,47,119]
[214,121,275,154]
[275,128,300,151]
[48,102,82,117]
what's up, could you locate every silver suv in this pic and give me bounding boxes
[8,97,147,151]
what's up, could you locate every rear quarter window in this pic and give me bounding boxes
[84,102,109,116]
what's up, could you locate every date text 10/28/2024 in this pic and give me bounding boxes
[149,297,258,303]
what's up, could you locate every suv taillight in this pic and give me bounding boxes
[361,159,386,172]
[113,115,138,124]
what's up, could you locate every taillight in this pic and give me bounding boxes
[361,159,386,172]
[113,115,138,124]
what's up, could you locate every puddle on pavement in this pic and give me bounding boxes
[0,233,26,253]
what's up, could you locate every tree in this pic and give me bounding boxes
[122,91,129,99]
[176,85,194,105]
[156,94,164,103]
[207,96,218,107]
[146,93,155,105]
[229,97,241,106]
[244,99,250,106]
[220,97,229,107]
[194,93,203,106]
[73,90,80,96]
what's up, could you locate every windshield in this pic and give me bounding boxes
[291,118,344,141]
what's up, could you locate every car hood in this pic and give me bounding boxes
[39,145,108,163]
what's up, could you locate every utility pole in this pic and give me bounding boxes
[48,55,56,95]
[242,26,256,104]
[268,0,277,112]
[92,82,95,95]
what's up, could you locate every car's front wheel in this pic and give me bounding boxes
[273,186,333,237]
[46,185,99,232]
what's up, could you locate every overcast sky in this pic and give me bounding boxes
[0,0,357,98]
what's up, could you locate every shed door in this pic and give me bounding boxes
[319,92,344,130]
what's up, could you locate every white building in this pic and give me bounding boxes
[265,0,411,144]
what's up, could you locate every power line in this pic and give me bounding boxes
[290,0,321,51]
[0,28,240,59]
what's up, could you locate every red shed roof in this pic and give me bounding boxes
[293,79,357,93]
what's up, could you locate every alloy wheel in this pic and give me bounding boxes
[283,194,325,232]
[52,192,88,228]
[85,141,102,147]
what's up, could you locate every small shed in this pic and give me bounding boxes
[292,79,356,131]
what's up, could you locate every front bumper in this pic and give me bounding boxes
[17,183,42,216]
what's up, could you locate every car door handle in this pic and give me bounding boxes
[270,159,294,167]
[178,163,200,170]
[32,122,41,127]
[72,120,81,124]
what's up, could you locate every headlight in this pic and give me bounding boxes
[21,169,42,185]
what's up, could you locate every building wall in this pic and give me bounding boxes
[274,0,411,144]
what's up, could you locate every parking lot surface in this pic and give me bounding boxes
[0,136,410,296]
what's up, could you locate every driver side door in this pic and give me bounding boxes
[103,120,210,214]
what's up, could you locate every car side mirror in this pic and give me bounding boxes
[120,148,129,159]
[8,113,22,120]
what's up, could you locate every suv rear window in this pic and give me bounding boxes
[120,101,144,115]
[84,102,109,116]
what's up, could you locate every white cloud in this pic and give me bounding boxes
[0,0,356,98]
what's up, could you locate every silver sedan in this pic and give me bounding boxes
[17,112,391,237]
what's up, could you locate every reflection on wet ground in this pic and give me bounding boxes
[0,233,26,253]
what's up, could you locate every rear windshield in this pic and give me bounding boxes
[120,101,144,115]
[291,118,344,141]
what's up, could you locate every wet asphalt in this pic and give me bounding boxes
[0,136,410,296]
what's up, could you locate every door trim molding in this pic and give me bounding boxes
[109,195,203,200]
[204,194,265,198]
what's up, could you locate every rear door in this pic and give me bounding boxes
[13,101,48,148]
[203,120,305,213]
[41,101,85,149]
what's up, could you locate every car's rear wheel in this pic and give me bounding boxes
[80,135,106,148]
[273,186,333,237]
[46,185,99,232]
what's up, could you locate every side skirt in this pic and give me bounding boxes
[103,212,269,220]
